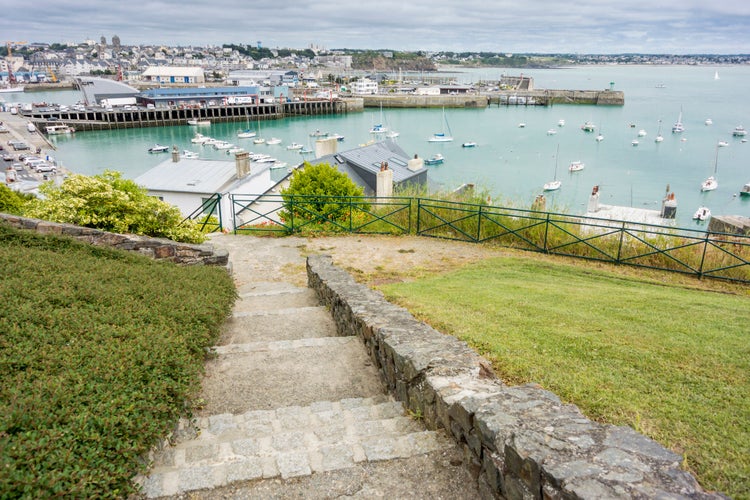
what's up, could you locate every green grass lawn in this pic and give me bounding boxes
[0,225,236,497]
[378,256,750,498]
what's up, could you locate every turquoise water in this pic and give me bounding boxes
[10,65,750,226]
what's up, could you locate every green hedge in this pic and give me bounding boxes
[0,225,236,497]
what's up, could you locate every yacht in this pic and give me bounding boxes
[148,144,169,153]
[568,161,585,172]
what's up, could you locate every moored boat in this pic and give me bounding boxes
[568,161,585,172]
[286,142,304,150]
[581,121,595,132]
[45,124,75,135]
[266,137,282,145]
[187,119,211,126]
[740,183,750,197]
[732,125,747,137]
[237,129,257,138]
[462,141,477,148]
[148,144,169,153]
[423,153,445,165]
[693,206,711,221]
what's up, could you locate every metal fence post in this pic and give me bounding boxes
[616,221,625,264]
[477,204,483,242]
[543,212,550,252]
[698,232,710,279]
[416,198,422,235]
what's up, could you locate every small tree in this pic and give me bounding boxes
[24,170,206,243]
[0,184,34,215]
[280,162,368,231]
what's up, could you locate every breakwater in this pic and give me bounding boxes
[363,90,624,108]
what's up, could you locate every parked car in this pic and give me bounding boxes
[35,163,57,173]
[3,153,15,162]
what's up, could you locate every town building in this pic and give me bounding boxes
[141,66,205,84]
[350,78,379,95]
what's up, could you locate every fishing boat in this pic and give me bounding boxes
[700,145,720,191]
[543,145,562,191]
[740,183,750,197]
[693,206,711,221]
[148,144,169,153]
[671,108,684,133]
[187,119,211,126]
[309,130,328,138]
[428,108,453,142]
[568,161,585,172]
[424,153,445,165]
[558,119,565,127]
[580,121,595,132]
[45,124,75,135]
[732,125,747,137]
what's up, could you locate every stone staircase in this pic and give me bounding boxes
[137,236,477,498]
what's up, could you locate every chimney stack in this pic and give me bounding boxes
[376,161,393,198]
[171,145,180,163]
[235,151,251,179]
[407,154,424,172]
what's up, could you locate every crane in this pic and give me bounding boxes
[5,41,27,83]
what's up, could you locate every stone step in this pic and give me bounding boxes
[137,398,450,498]
[196,337,385,415]
[219,306,338,344]
[232,288,321,313]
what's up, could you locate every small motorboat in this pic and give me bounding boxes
[705,118,713,125]
[718,141,729,147]
[693,206,711,221]
[518,123,526,128]
[237,129,257,138]
[632,139,639,146]
[148,144,169,153]
[547,129,557,135]
[187,119,210,126]
[266,137,282,145]
[558,119,565,127]
[286,142,304,150]
[732,125,747,137]
[181,150,199,159]
[740,182,750,197]
[568,161,585,172]
[581,121,595,132]
[543,180,561,191]
[462,141,477,148]
[424,153,445,165]
[638,129,647,137]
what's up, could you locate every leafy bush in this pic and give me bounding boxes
[23,170,206,243]
[0,183,34,214]
[0,225,236,497]
[280,162,369,231]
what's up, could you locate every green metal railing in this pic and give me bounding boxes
[182,193,749,283]
[181,193,223,233]
[230,193,412,235]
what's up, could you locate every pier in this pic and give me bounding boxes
[20,99,355,132]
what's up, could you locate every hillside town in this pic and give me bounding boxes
[2,37,749,90]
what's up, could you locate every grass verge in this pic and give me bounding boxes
[378,256,749,498]
[0,225,236,497]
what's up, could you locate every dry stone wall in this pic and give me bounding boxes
[306,254,722,499]
[0,213,228,266]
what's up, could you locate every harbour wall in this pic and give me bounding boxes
[306,254,720,499]
[363,90,624,108]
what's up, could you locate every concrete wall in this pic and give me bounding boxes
[0,213,228,266]
[306,254,721,499]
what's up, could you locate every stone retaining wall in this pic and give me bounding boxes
[306,254,721,499]
[0,213,228,266]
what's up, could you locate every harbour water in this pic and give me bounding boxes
[6,64,750,227]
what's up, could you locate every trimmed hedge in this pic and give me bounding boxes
[0,225,236,497]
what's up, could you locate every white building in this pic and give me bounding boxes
[134,149,290,230]
[414,86,441,96]
[141,66,205,84]
[350,78,378,95]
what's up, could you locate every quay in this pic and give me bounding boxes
[362,89,624,108]
[21,99,359,132]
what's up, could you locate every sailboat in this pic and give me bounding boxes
[252,117,265,144]
[671,108,684,133]
[655,120,664,143]
[237,117,257,138]
[714,70,719,80]
[595,126,604,142]
[369,102,389,134]
[700,145,720,191]
[543,145,562,191]
[428,108,453,142]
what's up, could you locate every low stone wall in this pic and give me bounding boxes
[0,213,228,266]
[306,255,721,499]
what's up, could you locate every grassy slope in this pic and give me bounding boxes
[0,226,236,497]
[379,256,750,498]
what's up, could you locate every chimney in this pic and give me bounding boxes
[376,162,393,198]
[407,154,424,172]
[171,145,180,163]
[587,185,600,213]
[315,137,337,158]
[235,151,251,179]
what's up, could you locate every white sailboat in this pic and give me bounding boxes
[672,108,684,133]
[714,70,719,80]
[700,145,720,192]
[543,145,562,191]
[428,108,453,142]
[655,120,664,143]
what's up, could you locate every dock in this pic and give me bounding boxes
[21,99,355,132]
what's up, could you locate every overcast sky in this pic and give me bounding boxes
[2,1,748,54]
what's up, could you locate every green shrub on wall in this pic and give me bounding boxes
[24,171,206,243]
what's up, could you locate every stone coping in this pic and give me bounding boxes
[306,254,722,499]
[0,213,228,267]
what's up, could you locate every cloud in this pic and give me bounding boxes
[1,0,748,53]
